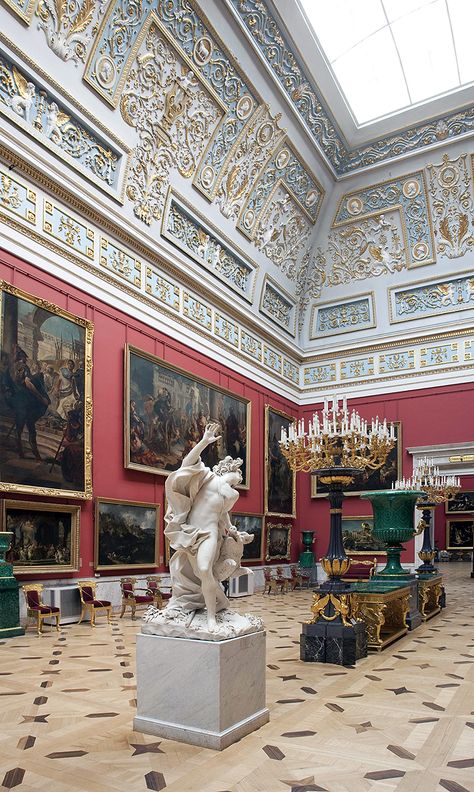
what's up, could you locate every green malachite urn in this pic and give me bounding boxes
[299,531,315,568]
[360,490,424,579]
[0,531,25,638]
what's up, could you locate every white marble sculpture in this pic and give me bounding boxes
[142,422,263,640]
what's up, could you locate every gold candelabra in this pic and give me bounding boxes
[279,396,395,473]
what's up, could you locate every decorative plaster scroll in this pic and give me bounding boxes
[214,313,239,346]
[333,172,435,268]
[43,200,94,258]
[390,272,474,323]
[0,172,36,224]
[215,104,285,222]
[100,237,142,288]
[36,0,108,65]
[340,357,375,381]
[259,276,296,335]
[420,344,459,367]
[379,351,414,373]
[303,363,336,385]
[0,50,122,193]
[229,0,474,176]
[427,154,474,259]
[283,359,299,384]
[240,330,262,361]
[263,345,282,374]
[327,214,405,286]
[2,0,35,23]
[296,246,326,333]
[311,294,375,339]
[162,192,255,301]
[145,266,180,312]
[182,291,212,330]
[121,20,222,225]
[253,181,311,280]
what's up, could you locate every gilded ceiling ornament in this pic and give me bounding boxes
[254,186,311,279]
[296,247,326,333]
[36,0,108,65]
[328,214,405,286]
[427,153,474,259]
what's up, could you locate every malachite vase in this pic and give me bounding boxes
[299,531,315,568]
[0,531,25,638]
[360,490,424,578]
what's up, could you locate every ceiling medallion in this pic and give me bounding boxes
[256,122,274,146]
[96,56,116,89]
[402,179,421,199]
[275,147,290,169]
[193,37,213,66]
[305,189,318,208]
[242,209,255,229]
[438,164,459,188]
[346,196,363,215]
[412,241,429,261]
[200,165,215,189]
[236,95,253,120]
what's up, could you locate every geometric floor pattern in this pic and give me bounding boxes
[1,563,473,791]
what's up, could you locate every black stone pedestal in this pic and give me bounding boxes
[405,578,422,631]
[300,619,367,667]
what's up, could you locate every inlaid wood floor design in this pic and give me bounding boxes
[1,564,473,792]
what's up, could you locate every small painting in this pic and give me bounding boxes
[0,282,93,498]
[232,513,263,563]
[342,516,386,554]
[95,498,159,570]
[446,491,474,514]
[3,499,80,574]
[266,522,291,561]
[125,345,250,488]
[265,406,296,516]
[446,519,474,550]
[312,421,402,497]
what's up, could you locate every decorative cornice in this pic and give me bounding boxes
[228,0,474,176]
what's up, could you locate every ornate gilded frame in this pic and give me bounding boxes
[2,499,80,574]
[446,518,474,551]
[341,515,387,555]
[125,344,251,489]
[264,405,296,517]
[95,497,160,571]
[311,421,402,498]
[266,521,291,562]
[445,490,474,514]
[0,280,93,499]
[231,512,264,563]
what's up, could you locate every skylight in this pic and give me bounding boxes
[299,0,474,125]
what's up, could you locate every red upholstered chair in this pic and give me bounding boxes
[276,567,289,593]
[22,584,60,635]
[77,580,112,626]
[289,565,303,590]
[263,567,286,594]
[341,556,377,582]
[146,576,172,609]
[120,577,154,619]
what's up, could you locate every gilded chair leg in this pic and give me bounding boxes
[56,614,60,632]
[120,604,125,618]
[131,606,136,620]
[91,611,95,627]
[37,618,42,635]
[107,607,111,624]
[78,607,84,625]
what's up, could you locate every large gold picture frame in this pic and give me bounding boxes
[3,499,80,574]
[231,512,264,563]
[264,405,296,517]
[0,281,93,499]
[342,515,387,555]
[95,497,160,571]
[311,421,402,497]
[125,345,251,488]
[266,521,292,561]
[446,518,474,551]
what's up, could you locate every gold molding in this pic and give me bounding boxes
[259,272,296,337]
[265,520,292,562]
[264,404,296,517]
[2,0,35,24]
[309,291,376,340]
[446,517,473,551]
[94,497,160,571]
[388,267,474,324]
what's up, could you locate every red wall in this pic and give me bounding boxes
[2,246,472,579]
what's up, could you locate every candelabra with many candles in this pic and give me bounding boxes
[280,396,396,665]
[395,458,460,574]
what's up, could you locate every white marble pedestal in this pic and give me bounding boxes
[134,630,269,750]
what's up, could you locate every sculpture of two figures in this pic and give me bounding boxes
[142,423,263,640]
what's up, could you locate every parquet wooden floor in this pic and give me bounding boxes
[1,564,473,792]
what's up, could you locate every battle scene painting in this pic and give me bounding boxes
[265,406,296,516]
[3,500,80,574]
[95,498,159,570]
[232,513,263,562]
[125,346,250,487]
[0,284,92,498]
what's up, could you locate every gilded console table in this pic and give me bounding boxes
[351,584,411,651]
[417,575,443,621]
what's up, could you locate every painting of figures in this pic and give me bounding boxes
[342,516,386,554]
[232,513,263,562]
[266,522,291,561]
[95,498,159,570]
[125,345,250,488]
[446,491,474,514]
[0,283,92,498]
[265,406,296,516]
[446,519,473,550]
[3,499,80,574]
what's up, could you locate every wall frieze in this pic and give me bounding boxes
[310,293,375,339]
[389,270,474,324]
[427,153,474,259]
[259,274,296,336]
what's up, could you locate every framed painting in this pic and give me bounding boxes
[3,499,80,574]
[342,516,386,555]
[95,498,159,570]
[125,345,250,488]
[265,405,296,517]
[0,281,93,498]
[446,519,473,550]
[266,522,291,561]
[312,421,402,497]
[446,491,474,514]
[231,513,264,563]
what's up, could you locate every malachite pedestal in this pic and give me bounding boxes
[360,489,424,579]
[299,531,315,568]
[0,531,25,638]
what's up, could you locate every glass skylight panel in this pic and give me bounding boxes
[332,27,409,123]
[299,0,474,125]
[391,0,458,103]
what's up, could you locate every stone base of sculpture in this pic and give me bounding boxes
[134,630,269,750]
[142,604,263,641]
